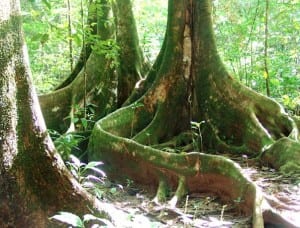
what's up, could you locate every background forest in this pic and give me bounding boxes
[21,0,299,114]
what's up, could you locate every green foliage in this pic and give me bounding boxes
[22,0,299,112]
[50,212,84,227]
[191,121,205,152]
[281,95,300,115]
[50,211,113,227]
[21,0,120,93]
[49,130,85,160]
[66,155,106,186]
[21,0,86,93]
[66,154,111,199]
[213,0,300,103]
[50,156,120,227]
[91,38,120,68]
[133,0,167,63]
[68,103,97,131]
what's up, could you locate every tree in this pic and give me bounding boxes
[0,0,136,227]
[87,0,300,227]
[2,0,299,227]
[38,0,148,132]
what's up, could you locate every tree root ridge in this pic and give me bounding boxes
[198,78,300,172]
[261,137,300,174]
[88,105,298,227]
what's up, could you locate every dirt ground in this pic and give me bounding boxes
[100,154,300,227]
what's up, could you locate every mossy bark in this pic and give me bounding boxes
[88,0,300,227]
[39,0,148,132]
[39,0,117,132]
[0,6,99,226]
[0,2,144,227]
[112,0,150,106]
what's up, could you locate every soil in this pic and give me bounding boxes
[99,154,300,227]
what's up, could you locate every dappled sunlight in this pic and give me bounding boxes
[237,156,300,227]
[3,0,298,226]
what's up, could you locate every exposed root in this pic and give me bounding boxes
[153,172,169,203]
[88,105,298,227]
[261,137,300,173]
[169,176,188,208]
[200,78,300,171]
[263,208,298,228]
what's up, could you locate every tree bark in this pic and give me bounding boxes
[112,0,149,106]
[39,0,148,133]
[39,0,117,132]
[0,1,131,227]
[88,0,300,227]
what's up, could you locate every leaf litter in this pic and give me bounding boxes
[99,155,300,227]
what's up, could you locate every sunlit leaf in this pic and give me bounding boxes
[109,187,117,194]
[85,161,104,169]
[82,181,95,188]
[86,166,106,177]
[85,175,104,183]
[69,154,82,168]
[50,212,84,227]
[83,214,114,226]
[72,117,79,123]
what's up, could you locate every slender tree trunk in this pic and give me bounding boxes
[264,0,270,96]
[67,0,74,72]
[39,0,116,132]
[55,0,97,90]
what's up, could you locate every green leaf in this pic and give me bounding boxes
[50,212,84,227]
[109,187,117,194]
[72,117,79,123]
[86,167,106,177]
[69,155,82,168]
[83,214,98,222]
[81,118,88,129]
[85,175,103,183]
[41,0,51,9]
[85,161,104,169]
[83,214,113,226]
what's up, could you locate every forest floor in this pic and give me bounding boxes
[100,155,300,228]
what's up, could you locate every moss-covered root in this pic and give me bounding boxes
[169,176,188,208]
[153,174,169,204]
[88,108,297,227]
[261,137,300,174]
[200,78,299,167]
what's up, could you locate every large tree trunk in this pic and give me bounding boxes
[88,0,300,227]
[0,1,95,226]
[0,1,136,227]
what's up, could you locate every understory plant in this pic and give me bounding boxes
[50,211,113,227]
[50,155,109,227]
[67,155,106,196]
[48,130,86,160]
